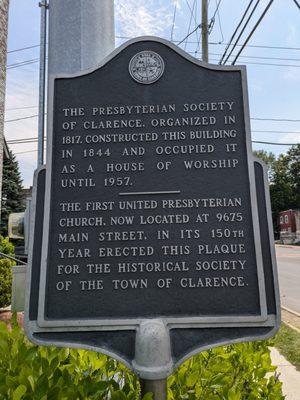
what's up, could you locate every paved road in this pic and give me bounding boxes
[276,245,300,315]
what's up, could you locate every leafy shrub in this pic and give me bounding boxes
[168,341,284,400]
[0,318,284,399]
[0,236,15,309]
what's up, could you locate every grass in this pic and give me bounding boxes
[274,322,300,371]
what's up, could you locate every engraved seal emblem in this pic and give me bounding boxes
[129,51,165,84]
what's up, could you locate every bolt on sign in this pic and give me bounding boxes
[25,37,280,379]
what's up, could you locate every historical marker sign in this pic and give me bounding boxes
[25,37,280,375]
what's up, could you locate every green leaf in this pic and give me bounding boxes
[142,393,153,400]
[111,390,127,400]
[27,376,35,391]
[12,385,27,400]
[186,372,199,387]
[228,389,241,400]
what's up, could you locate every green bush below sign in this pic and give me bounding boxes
[0,317,284,399]
[0,236,15,309]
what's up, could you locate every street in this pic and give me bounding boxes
[276,245,300,315]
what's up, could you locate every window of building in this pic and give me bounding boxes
[285,215,289,223]
[280,216,284,224]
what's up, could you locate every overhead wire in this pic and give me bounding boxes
[6,114,300,125]
[208,0,222,34]
[252,130,300,134]
[11,39,300,55]
[5,105,38,111]
[210,0,222,21]
[184,0,197,50]
[194,0,202,55]
[222,0,261,65]
[231,0,274,65]
[14,150,38,155]
[177,23,202,45]
[219,0,254,64]
[252,117,300,122]
[201,57,300,68]
[6,128,300,146]
[13,34,295,51]
[212,52,300,62]
[7,58,40,69]
[292,0,300,9]
[215,0,224,43]
[10,141,299,155]
[7,44,40,54]
[252,141,299,146]
[4,114,39,123]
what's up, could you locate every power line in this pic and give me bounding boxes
[5,105,38,111]
[7,58,40,68]
[207,57,300,68]
[9,52,300,71]
[212,52,300,62]
[184,0,197,50]
[7,59,40,70]
[4,114,39,123]
[223,0,260,65]
[183,0,202,52]
[252,117,300,122]
[17,38,300,53]
[7,137,39,144]
[208,0,222,34]
[194,0,201,54]
[5,109,300,126]
[14,150,38,155]
[292,0,300,10]
[177,24,202,45]
[232,0,274,65]
[210,0,222,21]
[219,0,254,64]
[252,141,299,146]
[215,0,224,43]
[11,141,298,155]
[252,130,300,134]
[7,128,300,146]
[15,37,287,54]
[7,44,40,54]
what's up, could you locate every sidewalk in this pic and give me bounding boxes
[272,307,300,399]
[271,347,300,400]
[282,307,300,333]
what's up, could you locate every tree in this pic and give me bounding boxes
[253,150,276,181]
[285,144,300,208]
[0,150,24,236]
[270,144,300,215]
[254,145,300,238]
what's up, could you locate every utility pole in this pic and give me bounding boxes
[37,0,48,167]
[0,0,10,217]
[201,0,208,62]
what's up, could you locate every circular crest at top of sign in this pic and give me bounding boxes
[129,51,165,84]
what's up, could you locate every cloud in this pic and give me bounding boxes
[115,0,173,38]
[278,131,300,146]
[286,23,298,47]
[283,66,300,83]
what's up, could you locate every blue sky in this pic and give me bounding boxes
[4,0,300,187]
